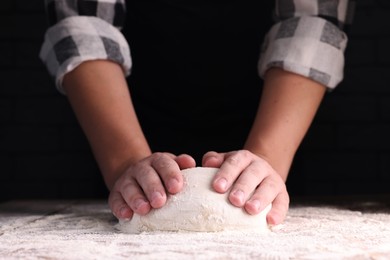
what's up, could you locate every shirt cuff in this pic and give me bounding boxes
[40,16,131,94]
[258,16,348,90]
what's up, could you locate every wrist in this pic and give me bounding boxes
[244,141,294,182]
[101,148,151,191]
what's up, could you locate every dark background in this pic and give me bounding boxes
[0,0,389,201]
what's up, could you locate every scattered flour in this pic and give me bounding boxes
[1,201,390,259]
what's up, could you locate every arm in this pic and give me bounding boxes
[243,68,325,224]
[245,68,326,181]
[63,60,195,219]
[203,69,325,224]
[203,0,354,224]
[62,60,151,189]
[40,1,195,220]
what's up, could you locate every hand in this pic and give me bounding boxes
[202,150,289,225]
[108,153,196,220]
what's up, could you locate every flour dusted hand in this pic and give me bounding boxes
[202,150,289,225]
[108,153,196,220]
[117,167,271,233]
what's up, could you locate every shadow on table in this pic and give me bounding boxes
[291,194,390,214]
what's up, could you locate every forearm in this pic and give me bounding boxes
[244,68,326,181]
[63,60,151,189]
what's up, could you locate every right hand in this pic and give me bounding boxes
[108,152,196,220]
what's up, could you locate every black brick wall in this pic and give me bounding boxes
[0,1,389,200]
[0,0,105,200]
[290,0,390,196]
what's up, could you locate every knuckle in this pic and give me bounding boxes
[134,166,154,180]
[232,182,250,193]
[262,179,278,192]
[226,150,252,166]
[239,149,252,158]
[152,152,164,158]
[120,182,138,198]
[245,166,262,180]
[152,153,173,169]
[226,154,240,166]
[204,151,218,158]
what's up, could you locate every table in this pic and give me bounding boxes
[0,198,389,259]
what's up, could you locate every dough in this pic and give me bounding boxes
[117,167,271,233]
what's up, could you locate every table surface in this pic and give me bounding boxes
[0,198,389,259]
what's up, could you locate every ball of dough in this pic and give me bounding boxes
[117,167,271,233]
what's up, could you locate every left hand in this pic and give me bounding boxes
[202,150,289,225]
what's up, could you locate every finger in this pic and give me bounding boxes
[119,178,151,215]
[212,150,254,193]
[244,175,285,215]
[108,190,134,220]
[150,153,184,195]
[134,162,168,209]
[202,151,224,168]
[175,154,196,169]
[266,191,290,225]
[228,161,266,207]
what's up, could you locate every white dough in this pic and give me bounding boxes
[117,167,271,233]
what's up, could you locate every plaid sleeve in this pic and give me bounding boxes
[39,0,130,94]
[259,0,356,89]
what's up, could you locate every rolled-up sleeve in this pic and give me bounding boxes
[40,0,131,94]
[259,0,355,89]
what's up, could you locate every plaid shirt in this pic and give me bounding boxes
[40,0,355,93]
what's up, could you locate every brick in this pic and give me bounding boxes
[15,41,43,69]
[380,97,390,121]
[0,1,13,12]
[301,152,378,181]
[0,98,14,122]
[14,97,76,124]
[338,124,390,151]
[59,180,108,199]
[0,70,56,96]
[339,67,390,94]
[355,0,375,8]
[0,126,60,152]
[380,153,390,181]
[345,38,375,67]
[300,123,336,150]
[0,155,14,181]
[334,181,390,195]
[0,14,47,40]
[316,95,378,122]
[0,42,16,68]
[376,39,390,66]
[15,0,45,12]
[0,181,60,199]
[15,153,99,181]
[285,159,307,196]
[349,9,390,37]
[302,181,337,196]
[61,126,91,151]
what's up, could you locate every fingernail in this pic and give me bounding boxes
[120,207,130,220]
[151,191,163,203]
[120,207,127,216]
[232,189,245,204]
[248,199,261,211]
[167,178,179,192]
[134,198,147,210]
[215,178,228,191]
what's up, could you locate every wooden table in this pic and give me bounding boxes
[0,198,389,259]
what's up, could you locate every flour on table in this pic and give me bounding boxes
[117,167,271,233]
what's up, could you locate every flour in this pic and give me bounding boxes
[117,167,271,233]
[1,201,390,259]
